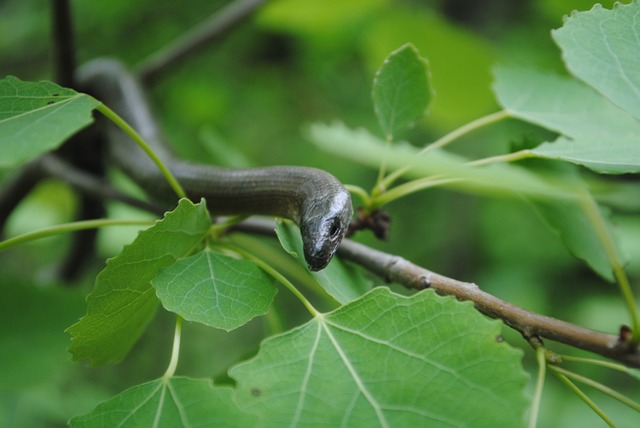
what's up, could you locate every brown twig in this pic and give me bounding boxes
[337,239,640,367]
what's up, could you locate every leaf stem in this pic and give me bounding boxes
[344,184,372,207]
[220,243,319,317]
[0,219,153,252]
[379,110,511,193]
[210,215,249,236]
[96,103,187,199]
[579,190,640,343]
[422,110,511,155]
[374,137,392,196]
[529,347,547,428]
[550,365,640,412]
[550,367,617,428]
[374,176,461,207]
[558,355,638,374]
[467,149,532,167]
[163,315,183,379]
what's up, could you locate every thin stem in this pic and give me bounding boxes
[136,0,268,83]
[422,110,511,155]
[210,215,249,236]
[380,110,511,191]
[467,149,532,167]
[551,368,617,428]
[551,365,640,412]
[163,315,183,379]
[227,233,333,303]
[579,190,640,342]
[529,347,547,428]
[374,177,462,207]
[0,219,153,252]
[373,137,392,197]
[344,184,372,207]
[221,243,319,317]
[559,355,637,374]
[96,103,187,200]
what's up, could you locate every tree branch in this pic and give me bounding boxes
[136,0,268,84]
[231,219,640,367]
[39,155,163,215]
[337,239,640,367]
[50,0,76,86]
[0,160,46,237]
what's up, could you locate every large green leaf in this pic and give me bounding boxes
[230,288,528,427]
[69,377,256,428]
[0,77,99,168]
[372,43,432,141]
[553,2,640,120]
[153,250,277,331]
[275,221,372,304]
[493,67,640,174]
[66,199,211,365]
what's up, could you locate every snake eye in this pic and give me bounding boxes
[328,217,342,240]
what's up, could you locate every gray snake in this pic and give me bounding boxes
[77,59,353,270]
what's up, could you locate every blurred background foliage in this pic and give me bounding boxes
[1,0,638,426]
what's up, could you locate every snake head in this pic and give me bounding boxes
[300,187,353,271]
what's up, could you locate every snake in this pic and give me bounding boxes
[77,59,353,271]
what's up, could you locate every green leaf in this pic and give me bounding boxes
[275,221,372,304]
[532,136,640,175]
[493,67,639,140]
[531,190,620,282]
[153,250,277,331]
[552,2,640,120]
[66,199,211,365]
[309,121,569,200]
[0,77,99,168]
[372,43,432,140]
[493,67,640,174]
[69,377,256,428]
[230,288,528,427]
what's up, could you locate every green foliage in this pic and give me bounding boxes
[372,43,432,141]
[231,288,528,427]
[66,199,211,365]
[493,67,640,174]
[153,250,277,331]
[1,1,640,428]
[69,377,256,427]
[533,193,620,283]
[0,77,98,168]
[553,2,640,120]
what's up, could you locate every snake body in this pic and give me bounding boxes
[77,59,352,270]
